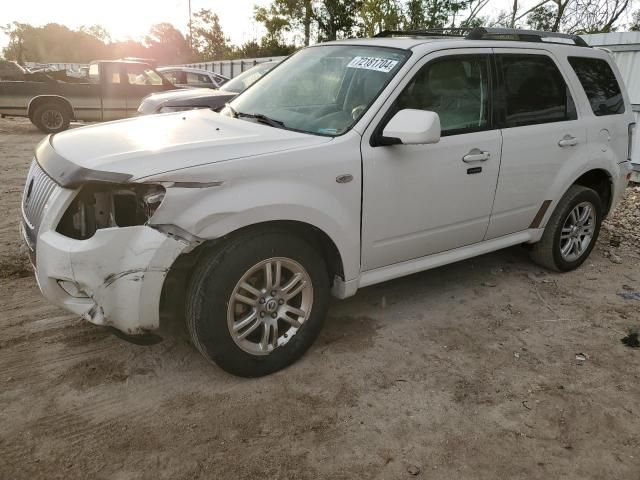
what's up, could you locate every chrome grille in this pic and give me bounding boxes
[21,160,58,251]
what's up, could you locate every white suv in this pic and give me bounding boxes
[22,28,635,376]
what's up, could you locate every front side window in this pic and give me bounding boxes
[499,54,576,127]
[224,46,410,136]
[396,55,490,135]
[568,57,624,116]
[126,65,164,86]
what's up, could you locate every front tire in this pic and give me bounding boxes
[31,103,70,133]
[530,185,603,272]
[186,230,330,377]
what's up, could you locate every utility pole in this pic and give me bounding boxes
[188,0,193,52]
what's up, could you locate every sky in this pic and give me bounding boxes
[1,0,636,52]
[0,0,272,49]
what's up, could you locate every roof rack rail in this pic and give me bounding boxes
[465,27,589,47]
[375,26,590,47]
[375,28,471,38]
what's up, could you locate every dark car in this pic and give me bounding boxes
[137,61,279,114]
[0,60,175,132]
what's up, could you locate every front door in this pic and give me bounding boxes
[361,50,502,270]
[99,63,128,121]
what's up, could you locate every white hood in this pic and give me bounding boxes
[50,109,331,180]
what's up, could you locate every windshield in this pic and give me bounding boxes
[220,63,275,94]
[223,45,409,136]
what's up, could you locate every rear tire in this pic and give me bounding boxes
[530,185,603,272]
[185,229,330,377]
[31,102,71,133]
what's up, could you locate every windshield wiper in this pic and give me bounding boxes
[225,103,238,117]
[237,112,286,129]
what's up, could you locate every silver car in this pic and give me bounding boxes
[157,66,229,89]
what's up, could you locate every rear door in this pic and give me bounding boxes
[123,64,169,115]
[486,49,587,239]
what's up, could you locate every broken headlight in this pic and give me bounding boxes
[56,183,166,240]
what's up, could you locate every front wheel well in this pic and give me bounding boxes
[159,221,345,322]
[28,96,74,120]
[572,169,612,216]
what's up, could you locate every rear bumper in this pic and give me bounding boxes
[27,185,189,334]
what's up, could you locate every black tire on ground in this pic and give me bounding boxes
[185,229,330,377]
[530,185,603,272]
[31,102,71,133]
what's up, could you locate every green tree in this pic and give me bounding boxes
[254,0,314,46]
[404,0,471,30]
[405,0,426,29]
[315,0,363,41]
[2,22,108,63]
[145,23,192,64]
[359,0,403,36]
[254,4,292,46]
[2,22,32,64]
[631,10,640,30]
[526,4,556,30]
[191,9,230,60]
[79,24,111,43]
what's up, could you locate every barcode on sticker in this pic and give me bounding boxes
[347,56,398,73]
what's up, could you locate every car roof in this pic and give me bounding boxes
[91,60,152,65]
[321,37,463,50]
[317,29,596,54]
[158,66,221,74]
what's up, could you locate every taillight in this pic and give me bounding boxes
[628,122,636,162]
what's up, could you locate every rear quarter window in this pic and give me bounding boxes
[568,57,625,116]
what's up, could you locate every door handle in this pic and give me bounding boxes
[462,149,491,163]
[558,135,578,147]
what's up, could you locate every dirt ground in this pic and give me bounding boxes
[1,117,639,480]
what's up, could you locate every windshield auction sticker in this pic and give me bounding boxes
[347,56,399,73]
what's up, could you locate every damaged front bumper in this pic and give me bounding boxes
[28,186,190,334]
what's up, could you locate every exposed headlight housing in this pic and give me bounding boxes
[56,183,166,240]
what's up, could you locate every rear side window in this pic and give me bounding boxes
[568,57,625,116]
[187,72,212,84]
[498,54,576,127]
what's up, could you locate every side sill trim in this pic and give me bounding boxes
[358,230,535,289]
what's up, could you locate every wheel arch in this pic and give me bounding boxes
[207,220,345,282]
[572,168,613,215]
[159,220,348,322]
[27,95,75,120]
[540,163,616,232]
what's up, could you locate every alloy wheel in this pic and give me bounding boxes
[41,110,64,130]
[227,257,313,355]
[559,201,596,262]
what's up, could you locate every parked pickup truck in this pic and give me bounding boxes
[0,60,175,133]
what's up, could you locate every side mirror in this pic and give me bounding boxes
[381,109,441,145]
